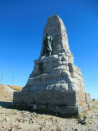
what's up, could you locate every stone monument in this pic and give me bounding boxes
[13,14,92,114]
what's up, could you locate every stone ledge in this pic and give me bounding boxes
[13,91,76,106]
[12,102,94,115]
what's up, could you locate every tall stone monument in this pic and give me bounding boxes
[14,14,92,114]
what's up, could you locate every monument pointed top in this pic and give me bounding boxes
[54,12,56,15]
[41,14,70,58]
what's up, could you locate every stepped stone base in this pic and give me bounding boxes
[13,91,91,114]
[22,54,86,93]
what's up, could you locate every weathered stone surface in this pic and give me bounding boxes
[14,91,76,106]
[68,83,75,91]
[47,55,58,62]
[34,64,39,69]
[26,78,33,85]
[50,70,61,77]
[62,61,68,65]
[40,74,47,79]
[34,59,40,64]
[55,83,68,91]
[33,69,40,75]
[66,77,75,83]
[53,65,69,70]
[24,14,87,96]
[30,85,38,91]
[14,14,91,115]
[85,93,91,103]
[40,57,47,62]
[62,70,71,77]
[46,84,55,90]
[22,86,29,92]
[52,61,62,67]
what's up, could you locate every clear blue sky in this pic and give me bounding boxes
[0,0,98,100]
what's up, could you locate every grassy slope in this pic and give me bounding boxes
[0,85,13,101]
[8,85,23,91]
[0,84,23,91]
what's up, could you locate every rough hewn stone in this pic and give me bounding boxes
[14,14,91,115]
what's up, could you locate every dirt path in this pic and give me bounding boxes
[2,85,17,93]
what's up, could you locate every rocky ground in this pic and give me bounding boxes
[0,85,98,131]
[0,103,98,131]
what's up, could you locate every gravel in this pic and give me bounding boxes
[0,102,98,131]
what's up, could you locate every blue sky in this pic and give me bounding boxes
[0,0,98,99]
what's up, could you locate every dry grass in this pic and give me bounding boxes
[0,86,13,101]
[0,84,3,89]
[91,100,98,104]
[9,85,23,92]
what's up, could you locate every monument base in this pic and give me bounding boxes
[13,91,91,115]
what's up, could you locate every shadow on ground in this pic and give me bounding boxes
[0,101,82,119]
[6,102,80,118]
[0,101,13,108]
